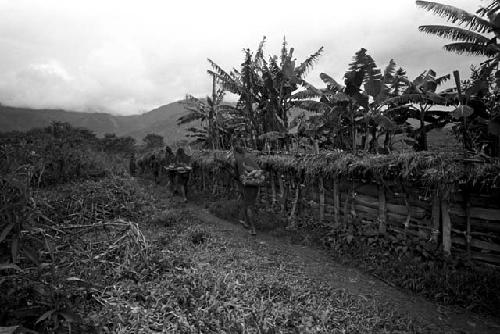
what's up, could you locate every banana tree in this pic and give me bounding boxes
[344,49,407,153]
[178,88,241,149]
[208,37,323,148]
[291,73,354,150]
[417,0,500,155]
[384,70,451,151]
[294,49,405,153]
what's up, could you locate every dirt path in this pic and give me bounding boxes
[144,179,500,333]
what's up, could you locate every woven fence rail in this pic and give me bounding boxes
[189,150,500,267]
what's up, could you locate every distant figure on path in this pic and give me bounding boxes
[151,154,160,184]
[163,146,176,192]
[174,148,192,202]
[129,152,137,176]
[233,144,263,236]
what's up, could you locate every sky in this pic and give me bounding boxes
[0,0,488,115]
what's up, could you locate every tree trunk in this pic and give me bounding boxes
[350,104,356,153]
[383,131,391,152]
[419,108,428,151]
[208,76,215,149]
[370,123,378,153]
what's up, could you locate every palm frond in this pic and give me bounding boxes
[295,100,329,112]
[292,90,323,100]
[280,37,288,66]
[207,59,243,94]
[301,81,324,97]
[418,25,491,43]
[295,47,324,76]
[255,36,266,62]
[435,73,451,86]
[416,1,492,33]
[383,59,397,80]
[177,111,206,125]
[443,42,499,56]
[319,73,344,91]
[384,93,428,105]
[477,1,500,17]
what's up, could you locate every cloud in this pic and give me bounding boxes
[0,0,489,115]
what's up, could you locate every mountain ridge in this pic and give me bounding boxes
[0,101,196,144]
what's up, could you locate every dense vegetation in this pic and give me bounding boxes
[2,0,500,332]
[182,1,500,157]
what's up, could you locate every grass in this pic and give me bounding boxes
[203,193,500,320]
[91,207,436,333]
[1,176,441,333]
[322,233,500,318]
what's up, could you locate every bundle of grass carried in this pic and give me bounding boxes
[241,168,266,186]
[175,164,193,174]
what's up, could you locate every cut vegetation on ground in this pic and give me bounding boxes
[4,176,500,333]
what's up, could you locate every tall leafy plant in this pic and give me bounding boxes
[208,37,323,146]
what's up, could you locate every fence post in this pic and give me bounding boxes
[319,176,325,223]
[270,171,277,205]
[279,174,286,214]
[333,177,340,225]
[288,176,300,230]
[465,190,472,258]
[377,183,387,235]
[441,186,452,255]
[431,188,440,243]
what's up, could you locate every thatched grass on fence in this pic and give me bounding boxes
[190,150,500,267]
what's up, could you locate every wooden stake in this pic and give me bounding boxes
[279,174,286,213]
[377,183,387,235]
[271,172,277,205]
[465,191,472,258]
[333,177,340,226]
[288,178,300,230]
[403,191,411,233]
[431,188,440,243]
[441,187,452,256]
[343,192,350,227]
[319,176,325,223]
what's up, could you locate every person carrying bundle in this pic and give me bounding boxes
[162,146,176,192]
[129,152,137,177]
[233,144,265,236]
[174,148,192,202]
[150,154,161,184]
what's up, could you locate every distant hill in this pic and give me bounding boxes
[0,102,197,144]
[0,102,460,151]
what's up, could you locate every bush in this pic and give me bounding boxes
[0,122,130,188]
[0,177,152,332]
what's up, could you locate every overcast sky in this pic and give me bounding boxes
[0,0,487,115]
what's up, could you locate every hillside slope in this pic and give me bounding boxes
[0,102,195,144]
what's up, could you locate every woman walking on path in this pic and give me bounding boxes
[174,148,192,202]
[232,144,263,236]
[162,146,176,191]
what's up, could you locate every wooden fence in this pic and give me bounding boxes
[189,151,500,267]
